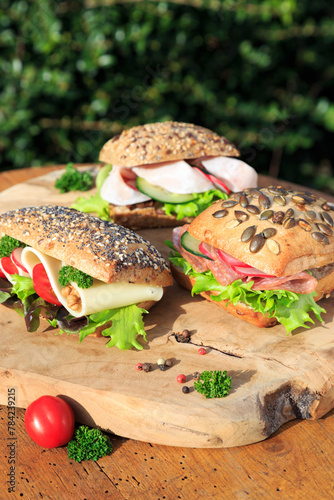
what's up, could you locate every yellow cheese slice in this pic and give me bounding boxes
[21,247,163,317]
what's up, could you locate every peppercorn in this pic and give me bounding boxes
[177,374,187,384]
[182,329,190,338]
[193,372,201,381]
[198,348,207,355]
[142,363,151,373]
[135,363,143,371]
[165,359,172,367]
[182,386,190,394]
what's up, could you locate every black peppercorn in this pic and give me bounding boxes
[182,386,190,394]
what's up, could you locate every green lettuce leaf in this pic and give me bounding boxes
[167,244,326,333]
[0,290,10,303]
[72,192,110,221]
[71,164,112,220]
[164,189,228,220]
[78,304,148,350]
[10,274,36,301]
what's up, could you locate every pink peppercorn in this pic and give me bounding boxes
[177,374,187,384]
[135,363,143,371]
[198,348,207,355]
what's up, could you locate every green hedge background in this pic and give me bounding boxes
[1,1,334,192]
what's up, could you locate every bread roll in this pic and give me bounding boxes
[0,205,173,287]
[188,187,334,277]
[99,121,239,167]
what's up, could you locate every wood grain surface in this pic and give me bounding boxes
[0,166,333,498]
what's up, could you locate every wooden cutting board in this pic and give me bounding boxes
[0,167,334,448]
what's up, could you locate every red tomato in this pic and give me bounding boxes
[32,263,62,306]
[24,395,75,448]
[1,256,19,275]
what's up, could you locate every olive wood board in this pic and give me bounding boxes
[0,167,334,448]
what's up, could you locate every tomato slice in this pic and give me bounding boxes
[32,263,62,306]
[1,256,19,275]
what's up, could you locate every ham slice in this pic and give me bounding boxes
[173,227,318,295]
[133,161,214,194]
[198,156,258,192]
[248,272,318,294]
[100,165,150,205]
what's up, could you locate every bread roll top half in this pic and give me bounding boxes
[0,205,173,287]
[188,186,334,277]
[99,121,239,166]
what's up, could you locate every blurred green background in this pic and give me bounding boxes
[1,0,334,192]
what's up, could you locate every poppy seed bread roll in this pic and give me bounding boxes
[0,205,173,287]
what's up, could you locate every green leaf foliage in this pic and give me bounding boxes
[55,163,93,193]
[167,245,326,333]
[79,304,148,350]
[0,236,26,258]
[1,2,333,193]
[164,189,228,219]
[194,370,232,399]
[67,425,112,463]
[58,266,93,289]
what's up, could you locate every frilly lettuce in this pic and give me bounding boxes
[164,189,228,220]
[1,273,148,350]
[166,243,325,333]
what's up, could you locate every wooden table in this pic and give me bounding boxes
[0,166,333,499]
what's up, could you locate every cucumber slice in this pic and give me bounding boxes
[136,177,197,204]
[180,231,213,260]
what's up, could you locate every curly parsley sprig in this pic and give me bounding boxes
[194,370,232,399]
[58,266,93,289]
[0,235,26,258]
[55,163,93,193]
[67,425,112,462]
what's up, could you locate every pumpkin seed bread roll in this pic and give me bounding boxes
[171,187,334,331]
[187,186,334,278]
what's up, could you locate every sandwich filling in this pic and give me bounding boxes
[167,225,326,333]
[0,238,163,350]
[99,157,257,220]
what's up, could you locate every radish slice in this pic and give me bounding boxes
[193,168,231,194]
[199,242,213,259]
[216,249,251,268]
[11,248,30,276]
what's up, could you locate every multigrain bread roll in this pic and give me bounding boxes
[170,186,334,332]
[99,121,240,165]
[98,121,258,229]
[0,206,172,349]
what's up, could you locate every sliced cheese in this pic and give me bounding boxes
[133,161,214,194]
[100,165,150,205]
[202,157,258,192]
[21,247,163,318]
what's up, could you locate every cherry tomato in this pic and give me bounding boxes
[1,256,18,275]
[32,263,62,306]
[24,395,75,448]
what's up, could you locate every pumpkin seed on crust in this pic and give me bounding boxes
[249,234,265,253]
[266,239,280,255]
[241,225,256,242]
[212,209,228,218]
